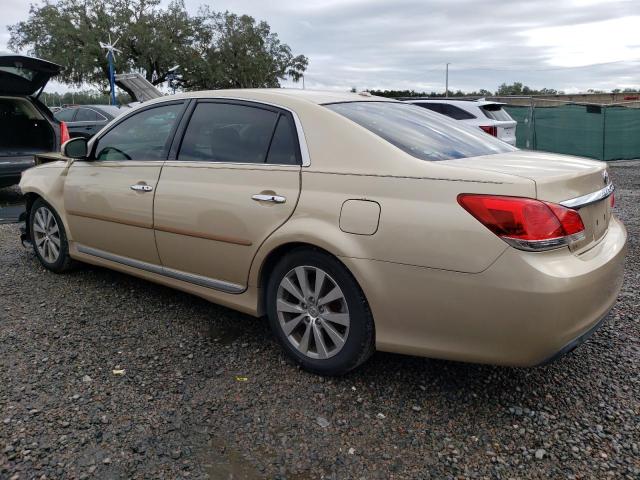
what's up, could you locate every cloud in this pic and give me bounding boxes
[2,0,639,93]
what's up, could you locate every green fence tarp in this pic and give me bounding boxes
[503,104,640,161]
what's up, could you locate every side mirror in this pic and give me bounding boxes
[62,137,88,159]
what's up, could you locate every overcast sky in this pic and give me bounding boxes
[2,0,639,93]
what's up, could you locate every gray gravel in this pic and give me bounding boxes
[1,162,639,479]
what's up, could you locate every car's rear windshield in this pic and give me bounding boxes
[480,103,513,122]
[325,101,516,161]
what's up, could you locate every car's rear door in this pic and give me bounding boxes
[70,107,107,138]
[153,99,303,291]
[64,101,187,264]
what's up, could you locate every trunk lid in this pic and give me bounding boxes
[114,73,163,103]
[444,150,613,252]
[495,120,517,145]
[0,54,61,96]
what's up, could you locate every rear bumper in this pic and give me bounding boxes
[537,308,609,365]
[343,216,627,366]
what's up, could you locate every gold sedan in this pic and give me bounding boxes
[19,90,627,375]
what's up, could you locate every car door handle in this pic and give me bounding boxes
[252,194,286,204]
[130,184,153,192]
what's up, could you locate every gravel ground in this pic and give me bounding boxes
[1,162,639,479]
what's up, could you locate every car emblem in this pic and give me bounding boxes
[603,170,609,186]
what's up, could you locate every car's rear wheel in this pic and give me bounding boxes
[266,248,375,375]
[30,198,73,273]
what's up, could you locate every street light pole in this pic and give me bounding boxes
[445,63,450,98]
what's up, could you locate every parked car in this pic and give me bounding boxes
[19,90,626,375]
[407,99,517,146]
[0,54,68,187]
[54,105,128,139]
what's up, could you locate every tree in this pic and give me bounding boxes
[497,82,524,96]
[179,9,308,90]
[8,0,308,91]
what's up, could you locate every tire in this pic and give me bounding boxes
[29,198,74,273]
[266,248,375,375]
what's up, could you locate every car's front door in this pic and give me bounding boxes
[153,100,303,291]
[64,101,186,264]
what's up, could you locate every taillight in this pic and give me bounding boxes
[479,125,497,137]
[457,194,586,251]
[60,121,70,146]
[610,193,615,208]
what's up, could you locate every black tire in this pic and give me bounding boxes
[266,247,375,375]
[29,198,74,273]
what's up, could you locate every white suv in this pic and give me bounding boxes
[407,99,517,146]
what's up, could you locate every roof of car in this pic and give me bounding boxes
[408,99,505,107]
[167,88,398,106]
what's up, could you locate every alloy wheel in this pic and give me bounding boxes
[32,206,61,264]
[276,266,350,360]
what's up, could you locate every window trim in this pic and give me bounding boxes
[170,98,307,167]
[88,100,189,162]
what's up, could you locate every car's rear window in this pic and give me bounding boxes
[325,102,516,161]
[481,104,513,122]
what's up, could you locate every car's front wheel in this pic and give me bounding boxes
[30,198,74,273]
[266,248,375,375]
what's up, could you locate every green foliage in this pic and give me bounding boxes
[369,88,496,98]
[8,0,308,90]
[40,90,132,106]
[496,82,561,96]
[179,8,308,90]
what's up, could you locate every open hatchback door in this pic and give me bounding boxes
[1,54,63,187]
[0,54,61,96]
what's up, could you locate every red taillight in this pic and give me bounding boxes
[479,125,497,137]
[457,194,585,251]
[610,193,615,208]
[60,121,70,146]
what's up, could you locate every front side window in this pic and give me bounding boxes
[94,103,183,161]
[326,101,516,161]
[178,102,280,163]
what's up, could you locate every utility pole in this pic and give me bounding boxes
[445,63,450,98]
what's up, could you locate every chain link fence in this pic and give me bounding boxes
[493,97,640,161]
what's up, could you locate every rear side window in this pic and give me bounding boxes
[55,108,76,122]
[266,115,299,165]
[74,108,100,122]
[94,103,183,161]
[326,102,516,161]
[178,102,278,163]
[415,103,445,114]
[481,104,513,121]
[443,104,476,120]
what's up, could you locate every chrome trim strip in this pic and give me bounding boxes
[503,232,586,252]
[560,183,614,209]
[76,244,245,294]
